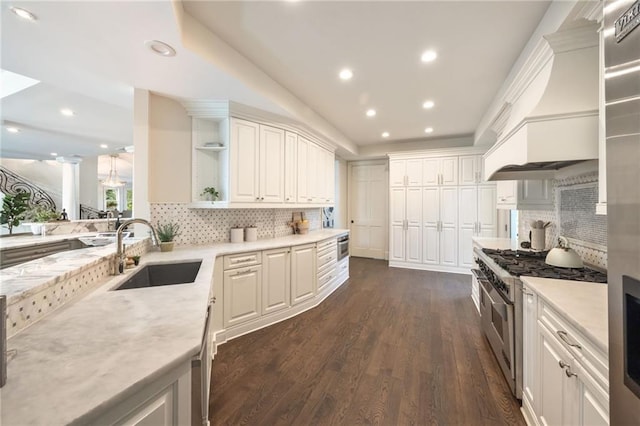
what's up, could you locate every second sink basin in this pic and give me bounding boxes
[113,261,202,291]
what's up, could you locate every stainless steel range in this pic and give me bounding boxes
[473,247,607,399]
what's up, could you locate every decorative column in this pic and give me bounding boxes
[56,156,82,220]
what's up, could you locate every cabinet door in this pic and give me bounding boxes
[291,244,316,305]
[406,225,422,263]
[423,225,439,265]
[538,324,575,426]
[389,160,406,187]
[323,149,335,203]
[406,159,423,186]
[223,265,262,327]
[259,125,285,203]
[422,187,439,265]
[406,187,422,263]
[496,180,517,209]
[440,187,458,228]
[284,132,297,203]
[519,180,553,209]
[522,289,539,414]
[389,188,406,262]
[477,185,497,237]
[458,227,475,268]
[230,118,260,202]
[306,142,319,203]
[458,187,478,229]
[296,137,309,203]
[119,387,174,426]
[423,158,440,185]
[440,156,458,186]
[389,225,406,262]
[459,155,479,185]
[262,248,291,315]
[574,362,609,426]
[440,226,457,266]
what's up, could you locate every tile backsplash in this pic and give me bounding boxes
[149,204,322,245]
[519,172,608,269]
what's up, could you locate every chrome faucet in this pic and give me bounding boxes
[105,211,114,232]
[115,219,159,274]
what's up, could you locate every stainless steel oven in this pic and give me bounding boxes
[337,234,349,261]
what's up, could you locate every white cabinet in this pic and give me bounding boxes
[389,187,422,263]
[458,185,497,267]
[422,187,458,267]
[319,148,335,204]
[223,264,262,328]
[284,131,297,203]
[522,286,610,426]
[296,137,334,204]
[291,243,316,305]
[389,159,422,187]
[496,180,553,210]
[423,156,458,186]
[262,248,290,315]
[317,238,338,293]
[459,155,484,185]
[229,119,285,203]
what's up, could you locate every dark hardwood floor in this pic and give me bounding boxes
[209,257,525,425]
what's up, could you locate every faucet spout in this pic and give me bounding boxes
[105,211,114,232]
[115,218,159,274]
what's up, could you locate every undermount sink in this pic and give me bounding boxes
[113,261,202,291]
[78,232,130,247]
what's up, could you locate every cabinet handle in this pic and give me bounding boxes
[556,330,582,350]
[308,198,313,202]
[255,197,260,201]
[233,268,254,276]
[261,197,265,201]
[522,288,534,296]
[212,296,217,303]
[559,360,570,370]
[232,257,255,263]
[565,368,578,378]
[286,197,290,201]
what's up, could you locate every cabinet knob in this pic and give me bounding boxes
[256,197,260,201]
[261,197,265,201]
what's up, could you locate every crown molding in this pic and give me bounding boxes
[544,21,600,52]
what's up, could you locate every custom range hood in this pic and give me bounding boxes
[484,24,600,181]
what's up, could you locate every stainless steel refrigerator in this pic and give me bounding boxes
[605,0,640,423]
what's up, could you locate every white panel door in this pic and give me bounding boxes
[574,362,609,426]
[284,131,297,203]
[406,159,423,186]
[440,187,458,228]
[389,160,406,187]
[120,386,174,426]
[458,187,478,229]
[459,155,479,185]
[262,248,290,315]
[230,118,260,202]
[390,225,406,262]
[291,244,316,305]
[350,163,387,259]
[296,137,309,203]
[223,266,262,327]
[440,226,457,266]
[423,226,439,265]
[458,227,476,268]
[539,325,573,426]
[478,185,497,237]
[406,187,422,263]
[422,187,439,227]
[522,289,538,413]
[259,125,285,203]
[440,157,458,186]
[423,158,439,185]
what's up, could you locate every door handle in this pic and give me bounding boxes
[556,330,582,350]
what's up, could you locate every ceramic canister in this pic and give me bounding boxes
[531,228,546,251]
[230,228,243,243]
[245,227,257,242]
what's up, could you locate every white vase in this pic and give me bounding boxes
[30,223,43,235]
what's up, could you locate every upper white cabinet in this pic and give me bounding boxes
[389,159,422,187]
[423,156,458,186]
[459,155,486,185]
[230,119,285,203]
[297,136,334,204]
[191,117,229,203]
[496,180,553,210]
[284,131,297,203]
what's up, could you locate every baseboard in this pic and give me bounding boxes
[388,261,472,275]
[214,273,349,346]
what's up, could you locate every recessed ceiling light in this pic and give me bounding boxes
[366,109,376,117]
[60,108,75,116]
[382,132,390,138]
[424,127,434,134]
[421,50,437,63]
[145,40,176,57]
[422,100,435,109]
[100,144,108,149]
[339,68,353,80]
[6,126,20,133]
[10,6,37,21]
[50,152,58,156]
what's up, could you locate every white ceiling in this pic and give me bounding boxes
[1,0,552,160]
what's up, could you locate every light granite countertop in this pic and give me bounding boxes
[1,229,348,425]
[520,276,608,353]
[0,231,101,250]
[472,236,520,251]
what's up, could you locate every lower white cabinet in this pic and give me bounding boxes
[291,243,317,305]
[523,287,609,426]
[223,265,262,328]
[119,387,175,426]
[262,248,290,315]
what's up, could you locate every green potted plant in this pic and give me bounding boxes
[201,187,219,202]
[1,191,31,235]
[155,221,181,252]
[25,206,59,235]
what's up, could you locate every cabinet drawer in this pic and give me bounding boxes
[317,268,335,292]
[223,251,262,270]
[538,299,609,391]
[317,249,337,270]
[317,238,337,253]
[318,257,336,277]
[337,257,349,276]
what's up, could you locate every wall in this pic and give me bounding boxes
[334,158,348,229]
[148,93,191,203]
[150,204,321,245]
[519,171,607,269]
[79,156,99,209]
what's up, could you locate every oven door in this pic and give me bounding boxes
[337,235,349,261]
[480,279,516,394]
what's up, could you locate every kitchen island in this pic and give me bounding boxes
[1,229,349,425]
